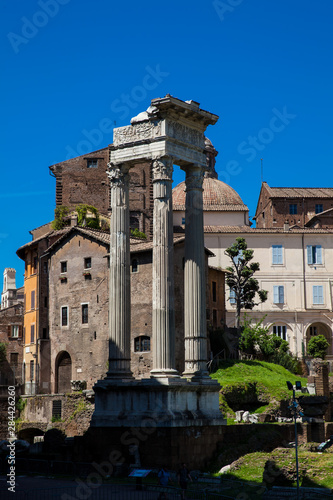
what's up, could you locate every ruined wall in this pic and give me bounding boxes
[17,393,94,439]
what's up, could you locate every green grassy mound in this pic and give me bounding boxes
[210,360,307,417]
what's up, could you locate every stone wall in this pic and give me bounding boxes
[17,393,94,440]
[0,304,24,385]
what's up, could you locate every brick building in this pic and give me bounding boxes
[254,182,333,228]
[0,302,24,386]
[16,228,69,394]
[41,225,224,392]
[49,147,154,238]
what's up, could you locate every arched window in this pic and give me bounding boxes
[134,336,150,352]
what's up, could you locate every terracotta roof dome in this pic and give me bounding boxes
[173,176,248,212]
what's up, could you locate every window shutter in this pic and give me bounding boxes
[318,286,323,304]
[313,286,317,303]
[8,325,11,338]
[279,286,284,303]
[273,286,279,303]
[272,245,283,265]
[316,245,322,264]
[18,326,23,338]
[307,246,313,265]
[278,246,283,264]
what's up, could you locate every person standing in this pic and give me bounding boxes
[158,467,171,499]
[177,463,192,499]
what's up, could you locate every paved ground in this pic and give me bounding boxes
[0,475,184,499]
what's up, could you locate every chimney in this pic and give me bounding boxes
[284,221,290,232]
[70,215,78,227]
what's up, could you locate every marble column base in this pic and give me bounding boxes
[91,377,225,428]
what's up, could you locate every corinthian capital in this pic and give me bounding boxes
[152,157,173,182]
[107,163,129,188]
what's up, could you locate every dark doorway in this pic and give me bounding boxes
[56,352,72,393]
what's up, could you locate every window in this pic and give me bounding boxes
[33,256,38,273]
[11,325,19,338]
[131,259,138,273]
[134,335,151,352]
[181,217,185,225]
[212,281,217,303]
[289,204,297,214]
[30,324,35,343]
[307,245,322,265]
[313,286,324,305]
[272,245,283,265]
[229,288,236,304]
[30,360,34,380]
[273,286,284,304]
[309,326,317,336]
[10,353,18,365]
[61,261,67,273]
[44,296,48,307]
[273,325,287,341]
[315,204,323,214]
[82,304,89,324]
[31,290,35,309]
[87,159,98,168]
[61,306,68,327]
[43,262,48,274]
[84,257,91,269]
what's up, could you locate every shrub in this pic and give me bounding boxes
[131,228,147,239]
[307,335,329,359]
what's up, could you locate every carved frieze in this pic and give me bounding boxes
[166,120,205,149]
[113,121,162,147]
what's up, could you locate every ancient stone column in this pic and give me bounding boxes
[106,163,132,379]
[150,157,179,378]
[183,165,209,380]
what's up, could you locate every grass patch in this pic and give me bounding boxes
[220,448,333,490]
[211,360,307,416]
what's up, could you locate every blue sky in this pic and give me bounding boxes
[1,0,333,287]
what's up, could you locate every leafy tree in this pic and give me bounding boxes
[51,205,70,230]
[225,237,268,332]
[76,204,100,229]
[307,335,329,359]
[51,204,101,230]
[239,316,299,373]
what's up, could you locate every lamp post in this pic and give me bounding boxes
[287,380,302,500]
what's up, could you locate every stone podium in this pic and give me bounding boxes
[90,96,226,468]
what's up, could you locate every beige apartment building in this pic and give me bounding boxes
[173,154,333,360]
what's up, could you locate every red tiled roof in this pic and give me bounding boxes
[264,183,333,199]
[204,225,333,234]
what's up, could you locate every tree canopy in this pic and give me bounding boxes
[225,237,268,331]
[307,334,329,359]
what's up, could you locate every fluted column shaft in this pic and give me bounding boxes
[183,165,209,379]
[150,157,179,378]
[106,163,132,379]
